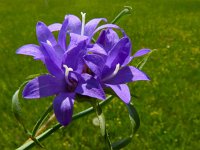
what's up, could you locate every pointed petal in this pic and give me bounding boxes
[53,93,74,126]
[58,14,82,49]
[16,44,44,62]
[68,33,88,49]
[106,37,131,68]
[63,33,88,73]
[84,18,107,36]
[105,66,150,84]
[87,44,107,56]
[48,23,62,32]
[97,29,119,52]
[84,54,106,76]
[36,22,57,46]
[23,75,66,99]
[127,49,151,65]
[64,14,81,34]
[41,42,64,78]
[105,84,131,104]
[58,18,69,51]
[133,49,151,58]
[75,74,106,100]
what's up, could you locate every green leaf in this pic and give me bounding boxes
[92,101,106,137]
[12,89,22,124]
[110,103,140,149]
[98,112,106,136]
[32,104,53,137]
[112,137,132,150]
[105,129,112,150]
[111,6,132,24]
[16,96,115,150]
[12,88,29,134]
[126,103,140,133]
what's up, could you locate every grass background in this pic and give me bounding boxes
[0,0,199,149]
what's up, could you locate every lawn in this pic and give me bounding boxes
[0,0,199,149]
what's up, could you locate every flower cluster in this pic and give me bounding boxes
[17,13,150,126]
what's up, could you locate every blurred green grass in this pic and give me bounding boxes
[0,0,199,149]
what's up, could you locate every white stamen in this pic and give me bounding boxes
[102,63,120,82]
[113,63,120,76]
[81,12,86,36]
[46,40,52,46]
[63,65,73,78]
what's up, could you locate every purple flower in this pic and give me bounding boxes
[83,29,151,104]
[17,13,120,62]
[16,19,107,126]
[16,12,150,126]
[47,13,119,47]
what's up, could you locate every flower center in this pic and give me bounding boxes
[63,65,79,92]
[81,12,86,36]
[63,65,74,86]
[63,65,73,78]
[102,63,120,82]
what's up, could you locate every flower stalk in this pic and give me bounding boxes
[17,96,113,150]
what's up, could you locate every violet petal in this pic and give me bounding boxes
[84,18,107,36]
[97,29,120,52]
[84,54,106,76]
[105,66,150,84]
[105,84,131,104]
[75,73,106,100]
[41,42,64,78]
[53,92,74,126]
[106,37,131,68]
[48,23,62,32]
[16,44,44,62]
[36,22,57,46]
[87,44,107,56]
[23,75,66,99]
[64,14,82,34]
[133,49,151,58]
[63,33,88,73]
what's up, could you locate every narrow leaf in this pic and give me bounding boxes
[12,89,29,134]
[31,137,45,149]
[112,137,131,150]
[32,104,53,137]
[110,102,140,149]
[126,103,140,133]
[98,113,106,136]
[111,6,132,24]
[16,95,114,150]
[12,89,22,124]
[105,129,112,150]
[94,102,106,136]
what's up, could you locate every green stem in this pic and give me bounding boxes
[16,95,114,150]
[95,102,112,150]
[32,104,53,137]
[111,6,132,24]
